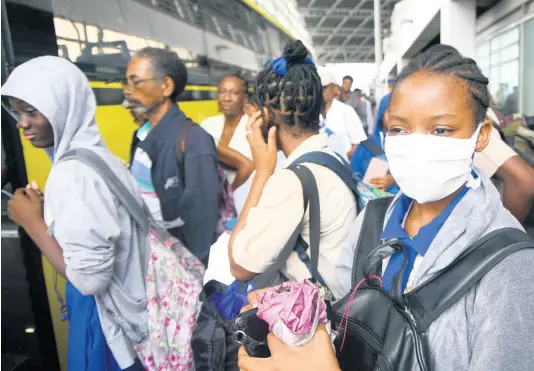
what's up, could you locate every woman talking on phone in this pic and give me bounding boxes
[238,45,534,371]
[227,40,358,300]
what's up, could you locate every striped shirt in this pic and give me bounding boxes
[130,121,163,221]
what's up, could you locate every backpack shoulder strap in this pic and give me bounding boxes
[351,197,393,287]
[292,151,359,199]
[408,227,534,330]
[175,119,194,182]
[58,148,150,232]
[253,163,329,292]
[360,138,385,157]
[288,164,331,292]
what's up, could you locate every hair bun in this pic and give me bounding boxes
[283,40,309,64]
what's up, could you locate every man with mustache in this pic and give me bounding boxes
[125,47,220,266]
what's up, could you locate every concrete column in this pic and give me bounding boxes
[440,0,476,59]
[374,0,384,103]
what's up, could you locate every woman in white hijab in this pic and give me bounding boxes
[2,56,146,371]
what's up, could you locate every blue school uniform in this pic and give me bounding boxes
[380,186,470,292]
[66,282,143,371]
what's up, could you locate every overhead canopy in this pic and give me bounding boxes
[297,0,397,64]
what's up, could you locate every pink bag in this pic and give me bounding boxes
[256,280,330,347]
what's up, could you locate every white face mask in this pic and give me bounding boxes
[384,126,482,204]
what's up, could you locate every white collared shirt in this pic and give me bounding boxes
[321,99,367,153]
[232,134,357,299]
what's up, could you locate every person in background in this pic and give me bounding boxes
[201,74,254,190]
[350,92,400,194]
[488,96,504,125]
[125,47,219,265]
[338,76,370,132]
[352,89,371,133]
[2,56,146,371]
[228,40,357,301]
[358,90,375,136]
[503,86,519,116]
[319,68,367,159]
[339,75,354,103]
[474,108,534,223]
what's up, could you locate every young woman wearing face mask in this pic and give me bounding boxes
[237,44,534,371]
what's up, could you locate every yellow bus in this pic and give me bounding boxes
[1,0,294,369]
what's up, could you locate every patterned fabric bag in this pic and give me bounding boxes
[134,227,204,371]
[175,119,237,240]
[59,148,204,371]
[356,182,393,209]
[214,164,237,238]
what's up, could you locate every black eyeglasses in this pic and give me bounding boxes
[120,77,156,89]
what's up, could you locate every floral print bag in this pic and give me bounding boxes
[134,225,204,371]
[59,148,204,371]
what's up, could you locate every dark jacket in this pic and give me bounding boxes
[130,105,219,264]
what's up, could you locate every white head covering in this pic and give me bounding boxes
[317,67,337,87]
[1,56,104,163]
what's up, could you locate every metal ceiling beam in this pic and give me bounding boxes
[309,28,372,37]
[347,15,390,58]
[314,0,345,29]
[328,56,374,63]
[319,0,368,50]
[301,8,391,18]
[321,20,371,60]
[320,0,394,62]
[316,45,374,54]
[351,48,374,62]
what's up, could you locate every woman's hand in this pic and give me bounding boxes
[238,324,340,371]
[240,289,269,313]
[246,110,278,178]
[369,174,395,190]
[8,188,44,230]
[26,180,44,203]
[238,289,340,371]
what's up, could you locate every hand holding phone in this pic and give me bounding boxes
[246,110,278,176]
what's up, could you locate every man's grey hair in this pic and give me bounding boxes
[135,47,188,102]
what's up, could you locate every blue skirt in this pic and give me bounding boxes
[66,282,143,371]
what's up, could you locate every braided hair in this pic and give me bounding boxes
[394,44,489,124]
[253,40,323,132]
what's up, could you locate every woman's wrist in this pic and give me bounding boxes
[254,170,272,184]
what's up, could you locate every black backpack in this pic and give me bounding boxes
[332,198,534,371]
